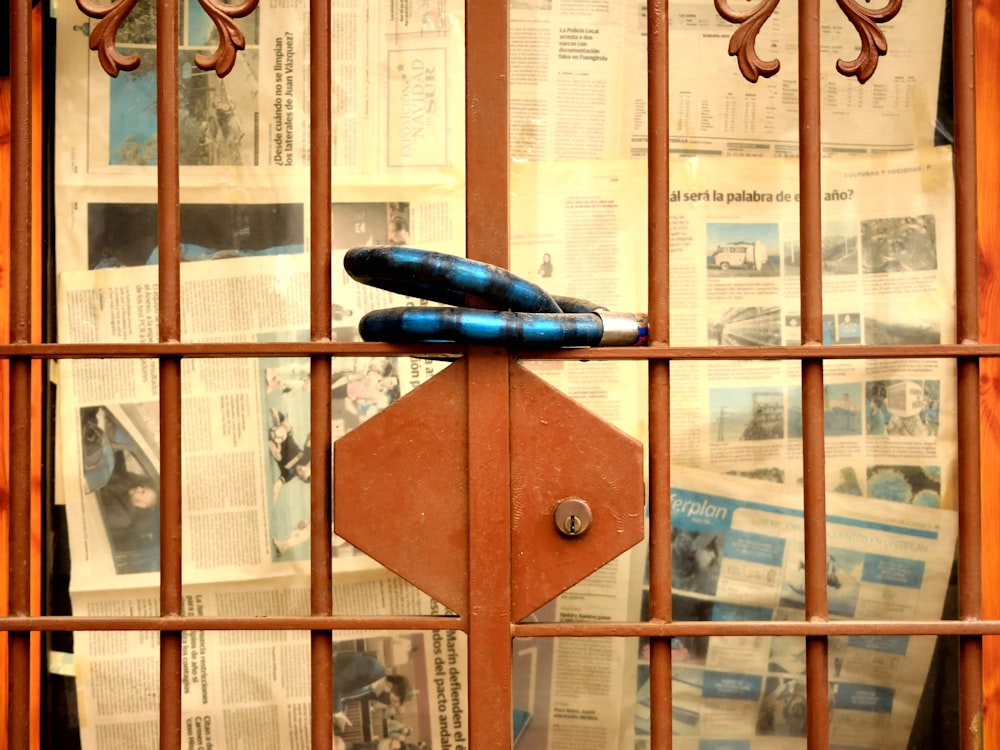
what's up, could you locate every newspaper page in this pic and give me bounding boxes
[55,246,497,749]
[72,575,468,749]
[54,0,466,183]
[632,466,958,750]
[666,146,957,512]
[509,145,957,748]
[53,0,479,747]
[507,0,946,160]
[55,242,477,584]
[53,0,956,746]
[512,146,958,510]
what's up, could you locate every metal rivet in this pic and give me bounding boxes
[554,497,592,537]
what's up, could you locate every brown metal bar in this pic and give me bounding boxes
[953,0,984,746]
[465,4,509,271]
[466,350,513,748]
[647,0,672,746]
[0,615,460,631]
[802,359,830,748]
[466,2,512,746]
[11,341,1000,360]
[514,620,1000,638]
[958,354,984,747]
[309,0,334,747]
[156,0,183,747]
[797,1,829,748]
[518,343,1000,360]
[5,614,1000,636]
[797,0,823,350]
[7,0,34,747]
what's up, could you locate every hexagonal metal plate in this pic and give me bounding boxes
[333,360,469,615]
[333,359,645,621]
[509,364,645,621]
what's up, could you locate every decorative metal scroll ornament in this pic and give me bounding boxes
[75,0,140,76]
[192,0,259,76]
[714,0,781,83]
[715,0,903,84]
[76,0,259,78]
[835,0,903,83]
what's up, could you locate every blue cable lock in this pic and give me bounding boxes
[344,246,649,348]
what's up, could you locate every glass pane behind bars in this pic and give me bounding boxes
[50,0,469,747]
[41,0,965,748]
[507,1,958,749]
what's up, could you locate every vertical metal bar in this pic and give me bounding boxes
[467,349,512,748]
[797,0,829,747]
[953,0,984,746]
[466,2,512,747]
[310,0,334,747]
[797,3,823,346]
[7,0,33,747]
[156,0,183,747]
[466,4,509,271]
[801,362,829,748]
[646,0,672,747]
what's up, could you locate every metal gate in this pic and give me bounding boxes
[2,1,996,749]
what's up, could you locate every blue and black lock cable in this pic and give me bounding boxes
[344,246,648,348]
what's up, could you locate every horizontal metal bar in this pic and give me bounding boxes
[0,615,462,631]
[0,342,998,360]
[514,620,1000,638]
[2,615,999,637]
[0,342,459,358]
[523,344,1000,361]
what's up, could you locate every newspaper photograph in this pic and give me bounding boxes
[54,182,463,274]
[630,466,957,750]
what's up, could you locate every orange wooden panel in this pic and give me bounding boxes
[979,1,1000,746]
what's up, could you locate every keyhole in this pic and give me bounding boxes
[554,497,592,538]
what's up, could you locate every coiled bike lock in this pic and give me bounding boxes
[344,246,649,348]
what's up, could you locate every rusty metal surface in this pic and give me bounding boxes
[798,1,832,747]
[646,1,674,743]
[4,614,1000,636]
[466,350,514,748]
[334,360,470,615]
[464,1,513,746]
[834,0,904,83]
[714,0,781,81]
[308,1,334,748]
[954,0,984,745]
[155,1,184,747]
[509,363,645,622]
[0,2,987,749]
[7,3,33,749]
[14,341,1000,360]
